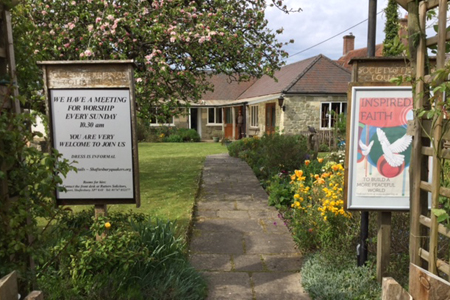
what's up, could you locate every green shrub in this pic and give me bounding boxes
[318,143,330,152]
[228,134,310,183]
[37,210,207,300]
[177,128,201,142]
[165,134,184,143]
[301,252,381,300]
[267,174,294,208]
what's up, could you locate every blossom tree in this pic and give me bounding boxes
[12,0,298,120]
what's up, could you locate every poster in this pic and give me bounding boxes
[347,86,413,210]
[50,89,134,200]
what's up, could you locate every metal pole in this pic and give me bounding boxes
[367,0,377,57]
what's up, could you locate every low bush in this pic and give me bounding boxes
[301,252,381,300]
[165,134,184,142]
[228,133,310,183]
[36,210,207,300]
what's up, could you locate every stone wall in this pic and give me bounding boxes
[283,94,347,135]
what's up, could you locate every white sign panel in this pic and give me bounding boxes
[347,86,413,210]
[50,89,134,200]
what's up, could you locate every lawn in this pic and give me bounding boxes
[70,142,227,232]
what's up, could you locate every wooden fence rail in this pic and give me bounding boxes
[0,272,43,300]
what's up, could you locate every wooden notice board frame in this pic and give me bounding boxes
[38,60,140,207]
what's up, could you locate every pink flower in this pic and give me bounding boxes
[170,36,176,43]
[198,36,206,43]
[41,10,47,15]
[71,1,76,5]
[107,15,114,21]
[88,25,94,32]
[64,43,70,48]
[136,78,143,83]
[95,17,102,23]
[34,50,39,54]
[84,49,93,57]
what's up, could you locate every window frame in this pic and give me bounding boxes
[207,107,223,125]
[250,105,259,127]
[320,102,347,129]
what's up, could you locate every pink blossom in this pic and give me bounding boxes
[84,49,93,57]
[41,10,47,15]
[198,36,206,44]
[170,36,176,43]
[67,22,75,30]
[34,50,39,54]
[49,30,55,35]
[107,15,114,21]
[80,53,85,58]
[95,17,102,23]
[88,25,94,32]
[136,78,143,83]
[71,1,76,5]
[64,43,70,48]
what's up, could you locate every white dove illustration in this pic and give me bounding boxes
[376,128,412,167]
[359,139,374,156]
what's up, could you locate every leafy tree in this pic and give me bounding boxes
[382,0,403,57]
[11,0,298,121]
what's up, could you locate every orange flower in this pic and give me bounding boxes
[304,160,310,166]
[295,170,304,178]
[315,177,325,185]
[317,158,324,163]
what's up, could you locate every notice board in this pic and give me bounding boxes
[39,60,140,206]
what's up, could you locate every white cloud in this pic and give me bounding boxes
[265,0,408,64]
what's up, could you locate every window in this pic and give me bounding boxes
[250,106,258,127]
[149,107,174,126]
[208,108,222,124]
[320,102,347,129]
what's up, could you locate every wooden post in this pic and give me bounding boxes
[428,0,448,275]
[377,211,392,283]
[409,0,428,268]
[0,271,18,300]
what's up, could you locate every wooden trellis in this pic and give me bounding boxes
[409,0,450,295]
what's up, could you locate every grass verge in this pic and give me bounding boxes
[69,142,227,234]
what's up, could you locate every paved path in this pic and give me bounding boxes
[189,153,310,300]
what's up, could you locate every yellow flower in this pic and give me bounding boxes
[159,133,165,138]
[305,160,310,166]
[295,170,304,178]
[105,222,111,229]
[317,158,324,163]
[291,175,296,181]
[294,194,300,199]
[314,174,319,179]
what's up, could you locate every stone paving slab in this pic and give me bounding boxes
[189,153,310,299]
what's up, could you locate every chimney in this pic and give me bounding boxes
[398,16,408,47]
[343,33,355,55]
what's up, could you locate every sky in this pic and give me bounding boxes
[265,0,407,65]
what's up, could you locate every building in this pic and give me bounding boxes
[162,54,352,141]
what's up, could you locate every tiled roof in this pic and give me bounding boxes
[336,44,384,70]
[200,74,257,100]
[200,54,351,103]
[283,55,351,94]
[238,56,318,99]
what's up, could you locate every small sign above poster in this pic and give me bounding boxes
[347,86,413,210]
